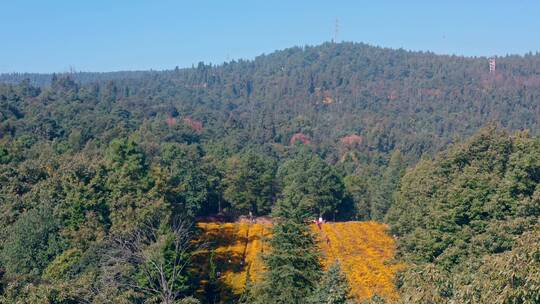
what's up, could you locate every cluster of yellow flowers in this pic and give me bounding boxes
[312,221,404,302]
[195,222,270,298]
[195,221,401,303]
[243,223,271,282]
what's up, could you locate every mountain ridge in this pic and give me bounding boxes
[2,41,540,86]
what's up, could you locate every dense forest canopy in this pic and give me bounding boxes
[388,126,540,303]
[1,42,540,303]
[3,42,540,161]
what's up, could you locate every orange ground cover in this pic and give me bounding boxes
[193,222,271,302]
[194,221,402,303]
[312,221,403,302]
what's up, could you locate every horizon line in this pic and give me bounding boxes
[2,41,540,75]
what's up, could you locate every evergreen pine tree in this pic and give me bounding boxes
[309,262,353,304]
[252,199,322,303]
[277,153,345,220]
[372,149,405,221]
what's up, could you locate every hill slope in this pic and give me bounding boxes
[3,42,540,163]
[387,126,540,303]
[3,42,540,224]
[2,42,540,303]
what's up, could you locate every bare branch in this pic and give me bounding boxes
[100,215,206,303]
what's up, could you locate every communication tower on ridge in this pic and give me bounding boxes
[333,18,339,43]
[489,57,496,73]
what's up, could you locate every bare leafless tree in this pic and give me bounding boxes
[102,216,204,304]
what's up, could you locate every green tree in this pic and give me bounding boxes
[56,156,109,248]
[1,206,65,279]
[372,149,405,221]
[253,217,322,304]
[452,227,540,303]
[343,175,371,220]
[277,153,345,220]
[223,151,276,215]
[309,262,352,304]
[395,264,453,304]
[42,248,83,282]
[104,138,155,232]
[157,143,210,218]
[105,139,151,190]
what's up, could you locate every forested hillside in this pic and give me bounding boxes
[1,42,540,303]
[387,126,540,303]
[3,43,540,220]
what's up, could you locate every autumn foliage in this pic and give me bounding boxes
[183,117,203,133]
[290,132,311,145]
[166,116,177,126]
[340,134,363,146]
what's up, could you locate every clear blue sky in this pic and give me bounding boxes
[1,1,539,73]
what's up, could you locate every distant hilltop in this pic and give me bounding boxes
[2,41,540,86]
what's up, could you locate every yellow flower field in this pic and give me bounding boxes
[194,221,401,303]
[312,221,404,302]
[193,222,271,302]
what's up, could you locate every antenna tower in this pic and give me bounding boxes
[333,18,339,43]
